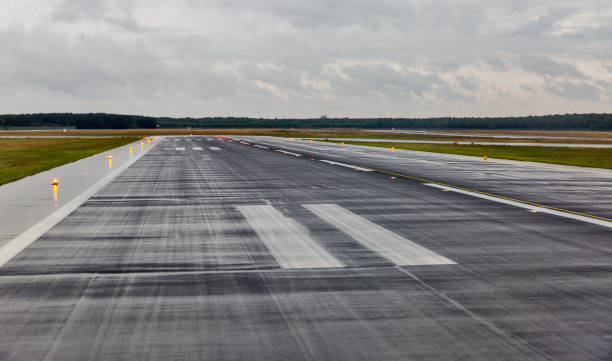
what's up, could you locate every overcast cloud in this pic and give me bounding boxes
[0,0,611,117]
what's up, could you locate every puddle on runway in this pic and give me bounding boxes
[0,139,155,248]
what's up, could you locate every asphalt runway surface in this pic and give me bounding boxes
[1,136,612,360]
[247,137,612,219]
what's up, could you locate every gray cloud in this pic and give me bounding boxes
[520,56,583,78]
[507,6,577,37]
[0,0,610,117]
[335,64,441,98]
[456,76,478,91]
[546,80,602,101]
[52,0,140,31]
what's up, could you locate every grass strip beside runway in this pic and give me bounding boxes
[2,128,612,144]
[0,137,140,185]
[324,140,612,169]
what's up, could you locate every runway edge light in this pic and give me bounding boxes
[51,178,59,186]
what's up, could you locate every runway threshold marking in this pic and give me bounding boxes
[192,147,203,150]
[209,147,221,151]
[319,160,374,172]
[237,205,344,269]
[424,183,612,229]
[175,147,185,151]
[304,204,456,265]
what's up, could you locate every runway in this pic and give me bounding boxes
[1,136,612,360]
[244,137,612,219]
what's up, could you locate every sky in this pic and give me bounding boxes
[0,0,611,118]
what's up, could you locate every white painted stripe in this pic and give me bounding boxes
[164,148,172,150]
[424,183,612,229]
[206,138,214,141]
[237,205,343,269]
[192,147,203,150]
[304,204,456,266]
[253,145,270,150]
[319,160,374,172]
[0,140,159,267]
[175,147,185,151]
[275,150,301,157]
[209,147,221,151]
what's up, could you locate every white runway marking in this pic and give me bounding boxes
[319,160,374,172]
[237,205,343,269]
[424,183,612,229]
[253,145,270,150]
[192,147,203,150]
[275,150,301,157]
[209,147,221,151]
[175,147,185,151]
[304,204,456,266]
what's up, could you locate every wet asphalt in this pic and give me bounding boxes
[1,136,611,361]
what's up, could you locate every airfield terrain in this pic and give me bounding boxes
[1,135,611,360]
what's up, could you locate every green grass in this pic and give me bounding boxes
[2,128,611,144]
[0,137,140,185]
[324,140,612,169]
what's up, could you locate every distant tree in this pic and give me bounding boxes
[136,117,157,128]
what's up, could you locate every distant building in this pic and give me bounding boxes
[320,115,328,119]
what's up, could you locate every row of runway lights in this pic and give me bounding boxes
[50,136,158,200]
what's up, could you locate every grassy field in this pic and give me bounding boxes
[0,137,139,185]
[412,129,612,139]
[1,128,612,144]
[324,140,612,169]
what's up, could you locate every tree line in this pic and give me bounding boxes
[0,113,156,129]
[1,112,611,130]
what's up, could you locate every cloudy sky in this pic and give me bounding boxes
[1,0,611,117]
